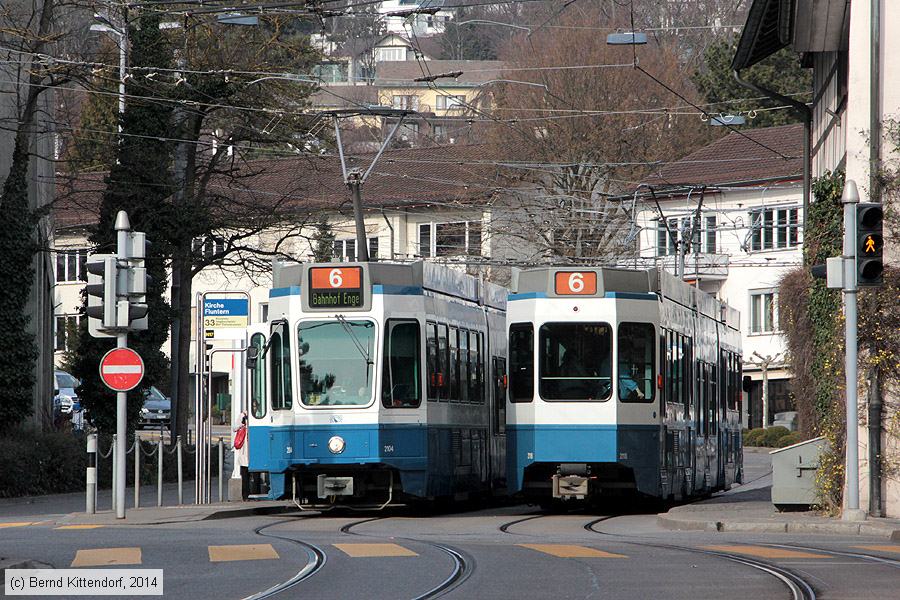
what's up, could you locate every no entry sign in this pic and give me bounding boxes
[99,348,145,392]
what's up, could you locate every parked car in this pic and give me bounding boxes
[54,370,81,414]
[139,386,171,429]
[773,411,798,432]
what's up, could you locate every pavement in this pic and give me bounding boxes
[657,447,900,539]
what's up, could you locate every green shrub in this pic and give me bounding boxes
[2,429,203,498]
[763,426,792,447]
[743,428,766,447]
[775,432,804,448]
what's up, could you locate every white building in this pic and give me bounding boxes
[734,0,899,517]
[634,124,805,430]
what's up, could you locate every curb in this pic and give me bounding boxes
[657,513,900,539]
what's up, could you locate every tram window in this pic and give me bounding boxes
[475,332,485,404]
[426,322,438,401]
[683,337,693,414]
[449,326,459,401]
[710,363,718,434]
[381,319,422,408]
[618,323,654,402]
[297,320,375,406]
[270,329,293,410]
[250,333,266,419]
[493,356,506,433]
[696,363,706,434]
[509,323,534,403]
[469,331,481,403]
[438,324,449,401]
[459,330,469,403]
[539,322,612,401]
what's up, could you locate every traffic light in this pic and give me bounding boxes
[86,253,117,337]
[121,231,148,330]
[857,202,884,287]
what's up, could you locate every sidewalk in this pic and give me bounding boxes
[53,500,295,526]
[658,448,900,539]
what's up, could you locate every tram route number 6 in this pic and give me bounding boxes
[554,271,598,295]
[309,266,364,308]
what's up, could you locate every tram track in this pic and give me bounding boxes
[242,517,327,600]
[494,513,817,600]
[340,515,474,600]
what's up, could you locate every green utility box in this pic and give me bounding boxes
[770,436,827,510]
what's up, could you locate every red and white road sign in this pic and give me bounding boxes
[99,348,145,392]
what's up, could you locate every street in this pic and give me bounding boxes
[2,452,898,599]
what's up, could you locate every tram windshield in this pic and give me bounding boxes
[298,320,375,406]
[539,322,612,401]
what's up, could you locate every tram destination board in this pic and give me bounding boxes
[309,266,364,308]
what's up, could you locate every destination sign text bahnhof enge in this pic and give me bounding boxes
[309,267,364,308]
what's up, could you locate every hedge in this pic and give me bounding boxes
[1,429,209,498]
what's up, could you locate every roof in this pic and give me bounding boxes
[53,144,500,231]
[641,123,803,190]
[732,0,792,71]
[374,60,505,85]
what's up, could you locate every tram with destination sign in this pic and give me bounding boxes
[246,260,508,507]
[506,267,743,506]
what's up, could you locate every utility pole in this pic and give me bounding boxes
[750,351,782,429]
[841,180,865,522]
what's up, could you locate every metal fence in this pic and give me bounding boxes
[85,432,228,514]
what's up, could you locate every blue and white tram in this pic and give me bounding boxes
[246,260,508,507]
[506,267,742,504]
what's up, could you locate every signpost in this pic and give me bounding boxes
[203,298,249,340]
[99,348,145,391]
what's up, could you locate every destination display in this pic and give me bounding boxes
[554,271,597,295]
[309,266,364,308]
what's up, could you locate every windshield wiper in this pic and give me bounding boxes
[334,314,373,367]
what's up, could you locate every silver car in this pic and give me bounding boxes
[139,386,171,429]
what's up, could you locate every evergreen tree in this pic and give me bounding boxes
[311,221,335,261]
[0,143,40,428]
[692,36,812,129]
[70,11,175,434]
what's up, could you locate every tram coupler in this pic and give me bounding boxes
[552,464,590,499]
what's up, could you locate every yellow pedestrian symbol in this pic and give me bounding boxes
[864,235,877,254]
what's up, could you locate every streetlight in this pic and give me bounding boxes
[708,114,747,126]
[89,15,126,135]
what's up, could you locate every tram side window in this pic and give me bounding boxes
[493,356,506,433]
[469,331,481,404]
[449,326,459,401]
[474,332,484,404]
[459,329,469,403]
[250,333,266,419]
[696,363,706,434]
[710,363,718,434]
[509,323,534,403]
[683,336,693,414]
[618,323,654,402]
[426,322,438,401]
[270,329,293,410]
[382,319,422,408]
[438,324,449,401]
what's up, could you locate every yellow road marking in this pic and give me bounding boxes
[208,544,280,562]
[0,522,32,528]
[519,544,627,558]
[71,548,142,567]
[55,525,104,530]
[333,543,418,557]
[852,545,900,554]
[704,545,829,559]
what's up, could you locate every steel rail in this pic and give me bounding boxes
[243,518,327,600]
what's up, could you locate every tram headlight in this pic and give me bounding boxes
[328,435,346,454]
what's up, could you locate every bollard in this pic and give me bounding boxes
[218,438,224,503]
[86,434,97,514]
[157,439,163,507]
[176,436,183,505]
[134,439,141,509]
[111,434,118,514]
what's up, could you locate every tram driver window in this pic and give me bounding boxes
[250,333,266,418]
[539,322,612,401]
[297,320,375,406]
[508,323,534,402]
[382,319,422,408]
[270,329,292,410]
[618,323,655,402]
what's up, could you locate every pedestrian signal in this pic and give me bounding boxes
[856,203,883,287]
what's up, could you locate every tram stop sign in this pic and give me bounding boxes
[99,348,145,392]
